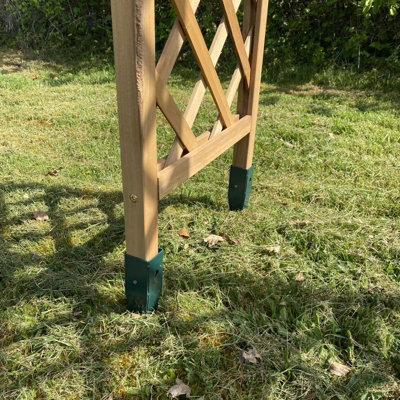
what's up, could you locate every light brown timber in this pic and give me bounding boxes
[171,0,234,128]
[158,116,251,199]
[210,27,253,139]
[155,70,198,152]
[219,0,251,87]
[164,0,243,167]
[111,0,158,260]
[156,0,201,85]
[233,0,269,169]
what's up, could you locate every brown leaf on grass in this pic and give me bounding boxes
[280,139,295,149]
[167,379,191,398]
[32,74,39,80]
[328,361,351,377]
[203,234,224,248]
[183,243,189,250]
[23,194,30,201]
[178,227,190,238]
[294,220,311,228]
[265,245,281,255]
[295,272,306,282]
[33,211,49,221]
[53,76,58,81]
[221,232,239,245]
[45,168,59,177]
[240,349,261,364]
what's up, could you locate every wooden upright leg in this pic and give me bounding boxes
[229,0,269,210]
[111,0,162,312]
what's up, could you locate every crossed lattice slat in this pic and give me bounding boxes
[156,0,254,173]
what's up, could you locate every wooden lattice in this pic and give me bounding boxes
[111,0,269,311]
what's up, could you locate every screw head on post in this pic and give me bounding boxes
[129,194,138,203]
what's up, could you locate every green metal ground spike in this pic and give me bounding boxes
[125,249,164,313]
[228,165,255,211]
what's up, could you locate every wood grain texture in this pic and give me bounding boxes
[210,27,253,139]
[156,71,198,152]
[156,0,201,85]
[158,116,251,199]
[111,0,158,260]
[233,0,269,169]
[219,0,251,87]
[164,0,243,168]
[171,0,234,128]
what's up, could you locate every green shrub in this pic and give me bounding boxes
[0,0,399,72]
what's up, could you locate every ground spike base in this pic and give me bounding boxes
[228,165,254,211]
[125,249,164,313]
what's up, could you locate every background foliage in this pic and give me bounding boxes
[0,0,399,72]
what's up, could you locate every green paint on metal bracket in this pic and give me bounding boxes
[228,165,254,211]
[125,249,164,313]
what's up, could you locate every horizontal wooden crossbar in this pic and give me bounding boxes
[158,115,251,199]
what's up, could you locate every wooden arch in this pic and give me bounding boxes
[111,0,269,312]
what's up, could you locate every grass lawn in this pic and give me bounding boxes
[1,50,400,400]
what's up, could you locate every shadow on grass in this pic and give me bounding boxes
[1,181,400,398]
[259,83,400,116]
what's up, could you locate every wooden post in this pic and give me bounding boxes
[111,0,163,313]
[229,0,269,210]
[110,0,269,310]
[233,0,269,169]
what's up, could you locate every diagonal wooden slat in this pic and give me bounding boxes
[210,27,253,139]
[156,0,201,86]
[164,0,243,168]
[171,0,234,129]
[219,0,251,88]
[158,116,251,199]
[156,71,198,152]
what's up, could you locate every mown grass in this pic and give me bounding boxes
[1,50,400,400]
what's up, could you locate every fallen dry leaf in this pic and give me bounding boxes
[328,361,351,377]
[45,168,59,177]
[33,210,49,221]
[203,234,224,248]
[240,349,261,364]
[279,301,287,306]
[53,76,58,81]
[183,243,189,250]
[295,272,306,282]
[221,232,239,245]
[178,227,190,238]
[281,139,295,149]
[167,379,191,398]
[265,245,281,255]
[32,74,39,80]
[23,194,30,201]
[294,220,311,228]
